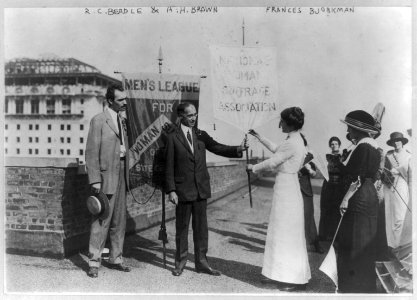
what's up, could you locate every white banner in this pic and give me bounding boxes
[210,46,279,132]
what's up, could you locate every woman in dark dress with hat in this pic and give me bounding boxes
[337,110,381,293]
[319,136,345,241]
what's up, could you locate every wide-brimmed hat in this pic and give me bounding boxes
[387,132,408,147]
[86,191,110,220]
[340,110,380,134]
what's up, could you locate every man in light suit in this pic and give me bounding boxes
[165,102,247,276]
[85,84,131,278]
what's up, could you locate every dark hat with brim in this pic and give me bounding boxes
[87,191,110,220]
[340,110,380,134]
[387,132,408,147]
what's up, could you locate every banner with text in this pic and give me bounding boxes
[210,46,279,131]
[122,72,200,190]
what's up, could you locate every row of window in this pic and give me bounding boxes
[5,124,85,131]
[5,137,84,144]
[5,98,80,114]
[5,148,84,156]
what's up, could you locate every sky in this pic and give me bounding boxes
[4,5,413,160]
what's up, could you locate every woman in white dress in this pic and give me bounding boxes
[247,107,311,292]
[383,132,412,249]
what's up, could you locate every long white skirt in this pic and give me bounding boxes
[262,172,311,284]
[384,176,410,248]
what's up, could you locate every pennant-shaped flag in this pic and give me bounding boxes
[319,244,338,288]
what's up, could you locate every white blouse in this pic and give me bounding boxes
[253,131,306,174]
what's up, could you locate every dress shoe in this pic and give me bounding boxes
[277,283,306,292]
[87,267,98,278]
[107,263,131,272]
[195,267,221,276]
[172,268,183,276]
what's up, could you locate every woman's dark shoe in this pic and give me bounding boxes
[172,268,183,276]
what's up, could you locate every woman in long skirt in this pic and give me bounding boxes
[338,110,381,293]
[319,137,345,241]
[383,132,411,249]
[247,107,310,292]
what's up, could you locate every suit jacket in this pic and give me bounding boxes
[165,127,242,202]
[85,108,129,195]
[299,152,316,197]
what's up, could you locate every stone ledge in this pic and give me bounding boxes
[5,156,79,168]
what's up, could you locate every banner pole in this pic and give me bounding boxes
[245,134,253,208]
[157,46,167,268]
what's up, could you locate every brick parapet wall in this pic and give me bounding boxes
[5,158,259,257]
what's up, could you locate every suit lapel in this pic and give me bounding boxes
[192,129,198,154]
[104,108,120,138]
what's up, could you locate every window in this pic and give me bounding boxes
[16,148,20,154]
[5,137,8,143]
[29,124,33,130]
[67,149,71,155]
[35,149,39,155]
[35,124,39,130]
[16,99,24,114]
[80,137,84,143]
[48,124,52,130]
[35,137,39,143]
[29,137,33,143]
[46,99,55,114]
[60,149,64,155]
[47,149,51,155]
[5,148,7,154]
[29,149,32,155]
[60,137,64,143]
[5,99,8,113]
[17,124,20,130]
[61,124,65,130]
[80,124,84,130]
[31,99,40,114]
[67,124,71,130]
[62,99,71,114]
[5,124,8,130]
[80,99,84,105]
[16,137,20,143]
[48,137,51,143]
[67,137,71,143]
[79,149,84,156]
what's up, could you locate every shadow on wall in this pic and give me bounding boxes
[61,163,91,257]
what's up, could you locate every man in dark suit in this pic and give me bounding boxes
[165,102,247,276]
[85,84,131,278]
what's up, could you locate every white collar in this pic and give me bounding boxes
[180,123,192,134]
[356,137,378,149]
[343,137,378,165]
[286,130,299,139]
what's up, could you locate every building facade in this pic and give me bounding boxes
[4,56,120,163]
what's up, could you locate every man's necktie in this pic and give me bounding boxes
[117,114,125,145]
[187,130,193,146]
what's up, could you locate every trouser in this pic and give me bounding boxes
[89,161,127,268]
[175,199,209,270]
